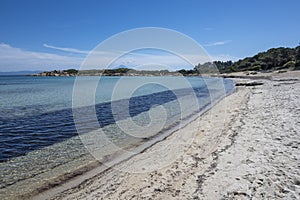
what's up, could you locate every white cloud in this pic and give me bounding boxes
[0,43,83,71]
[42,44,238,67]
[0,43,239,72]
[203,40,232,47]
[43,43,122,56]
[43,44,90,54]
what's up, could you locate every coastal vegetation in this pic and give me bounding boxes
[33,45,300,76]
[193,45,300,74]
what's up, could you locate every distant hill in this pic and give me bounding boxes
[230,46,300,72]
[194,45,300,74]
[0,71,42,75]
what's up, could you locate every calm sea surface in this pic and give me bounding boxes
[0,75,234,197]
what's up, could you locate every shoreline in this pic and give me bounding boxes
[0,77,233,199]
[34,71,299,199]
[30,81,235,200]
[28,80,237,200]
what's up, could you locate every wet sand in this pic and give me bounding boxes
[34,71,299,199]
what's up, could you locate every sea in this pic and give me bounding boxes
[0,75,234,198]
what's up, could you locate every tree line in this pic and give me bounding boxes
[192,45,300,74]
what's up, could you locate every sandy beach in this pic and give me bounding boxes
[1,1,299,199]
[32,72,300,200]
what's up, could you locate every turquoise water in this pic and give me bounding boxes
[0,75,234,198]
[0,76,226,117]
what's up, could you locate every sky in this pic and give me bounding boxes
[0,0,299,71]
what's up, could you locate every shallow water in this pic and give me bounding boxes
[0,75,234,197]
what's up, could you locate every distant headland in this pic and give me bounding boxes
[31,45,300,77]
[31,68,184,77]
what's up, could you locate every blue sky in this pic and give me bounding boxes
[0,0,299,71]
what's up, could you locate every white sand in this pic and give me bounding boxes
[35,72,299,200]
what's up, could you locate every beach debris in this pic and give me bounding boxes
[235,82,264,87]
[273,78,299,82]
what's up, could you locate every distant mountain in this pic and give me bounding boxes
[0,71,42,75]
[111,65,129,69]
